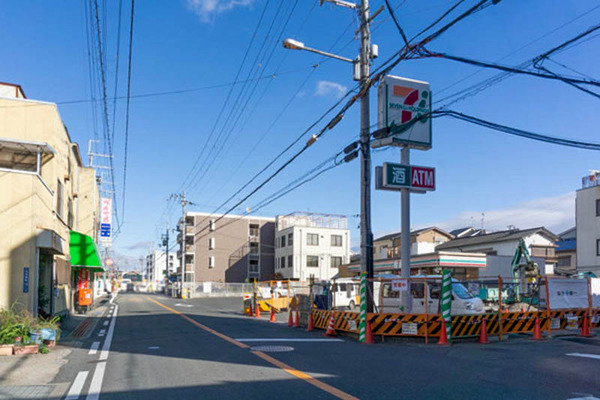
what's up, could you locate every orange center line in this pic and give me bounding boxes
[146,296,359,400]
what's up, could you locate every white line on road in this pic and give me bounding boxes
[566,353,600,360]
[86,361,106,400]
[235,338,344,342]
[65,371,89,400]
[98,329,106,337]
[89,341,100,355]
[100,304,118,361]
[103,320,109,326]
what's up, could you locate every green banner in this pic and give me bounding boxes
[441,269,452,342]
[359,272,367,342]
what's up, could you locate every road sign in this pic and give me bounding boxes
[374,75,432,150]
[100,198,112,246]
[23,267,29,293]
[376,163,435,191]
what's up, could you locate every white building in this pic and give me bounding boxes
[146,250,179,289]
[576,171,600,274]
[274,213,350,281]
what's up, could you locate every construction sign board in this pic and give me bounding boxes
[376,163,435,192]
[100,198,112,246]
[374,75,432,150]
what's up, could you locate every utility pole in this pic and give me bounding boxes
[358,0,375,312]
[170,191,192,298]
[162,221,169,280]
[400,146,411,312]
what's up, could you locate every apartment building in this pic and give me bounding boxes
[576,171,600,274]
[0,82,101,316]
[274,212,350,281]
[146,250,179,289]
[178,212,275,283]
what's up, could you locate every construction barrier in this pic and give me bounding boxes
[310,308,599,339]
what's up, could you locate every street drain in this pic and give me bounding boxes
[250,345,294,352]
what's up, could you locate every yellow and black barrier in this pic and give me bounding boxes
[311,308,599,339]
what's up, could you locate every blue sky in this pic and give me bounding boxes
[3,1,599,266]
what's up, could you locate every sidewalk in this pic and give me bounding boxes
[0,294,115,399]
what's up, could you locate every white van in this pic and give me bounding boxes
[378,278,484,315]
[331,278,360,310]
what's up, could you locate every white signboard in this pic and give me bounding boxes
[544,279,589,309]
[392,279,409,292]
[592,278,600,307]
[100,198,112,246]
[402,322,418,335]
[375,75,432,150]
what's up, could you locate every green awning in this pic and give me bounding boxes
[69,231,104,272]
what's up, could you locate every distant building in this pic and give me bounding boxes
[576,171,600,275]
[179,212,275,283]
[436,227,559,276]
[373,227,454,260]
[555,227,576,275]
[0,82,101,316]
[146,250,179,288]
[274,212,350,281]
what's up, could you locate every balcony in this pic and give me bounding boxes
[185,244,195,254]
[184,263,194,272]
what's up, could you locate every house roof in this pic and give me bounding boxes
[436,227,559,250]
[558,227,576,240]
[374,227,454,243]
[556,238,576,252]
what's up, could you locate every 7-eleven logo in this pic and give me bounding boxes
[392,85,429,124]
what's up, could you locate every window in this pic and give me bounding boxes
[208,256,215,268]
[67,198,73,228]
[208,237,215,250]
[281,235,286,248]
[557,256,571,267]
[331,235,343,247]
[331,256,342,268]
[288,233,293,246]
[249,259,259,273]
[411,283,425,299]
[249,242,259,254]
[288,255,293,268]
[249,223,259,237]
[307,255,319,267]
[280,257,286,269]
[209,219,216,232]
[596,199,600,217]
[382,283,399,298]
[307,233,319,246]
[597,239,600,256]
[56,180,64,218]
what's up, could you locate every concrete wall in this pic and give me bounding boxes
[576,186,600,273]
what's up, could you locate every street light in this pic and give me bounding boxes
[282,38,355,64]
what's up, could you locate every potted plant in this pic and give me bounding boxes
[36,316,61,348]
[13,342,39,355]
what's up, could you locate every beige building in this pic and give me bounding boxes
[576,171,600,274]
[0,82,100,317]
[373,227,454,260]
[178,212,275,283]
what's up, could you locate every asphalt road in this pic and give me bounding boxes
[52,293,600,399]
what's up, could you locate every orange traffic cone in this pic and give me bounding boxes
[255,304,261,318]
[580,314,591,337]
[324,313,337,337]
[294,310,300,328]
[364,321,375,344]
[270,307,276,323]
[307,312,314,331]
[532,317,543,340]
[438,321,449,346]
[479,319,489,344]
[288,309,294,327]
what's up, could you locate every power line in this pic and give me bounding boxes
[384,0,409,47]
[121,0,135,221]
[110,0,124,137]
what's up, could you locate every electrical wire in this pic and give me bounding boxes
[384,0,409,47]
[121,0,135,221]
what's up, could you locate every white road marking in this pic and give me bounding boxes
[89,341,100,355]
[100,304,118,361]
[65,371,89,400]
[566,353,600,360]
[86,361,106,400]
[103,320,109,326]
[174,303,193,307]
[98,329,106,337]
[235,338,344,342]
[148,346,160,350]
[568,396,600,400]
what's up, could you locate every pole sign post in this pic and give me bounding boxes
[373,75,432,150]
[375,162,435,192]
[441,270,452,343]
[100,198,112,247]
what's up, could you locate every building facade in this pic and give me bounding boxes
[556,227,576,275]
[179,212,275,283]
[576,171,600,274]
[146,250,179,289]
[0,83,100,316]
[274,213,350,281]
